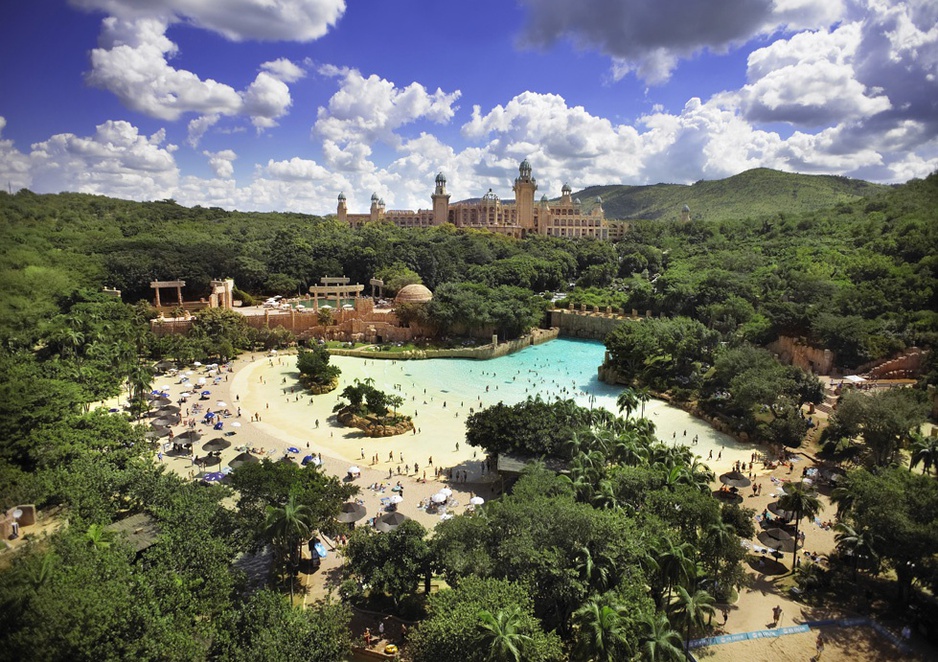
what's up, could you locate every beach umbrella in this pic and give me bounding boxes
[145,428,170,439]
[758,527,797,553]
[185,371,194,376]
[196,455,221,467]
[177,430,202,443]
[302,454,315,465]
[159,404,181,414]
[150,417,175,428]
[202,437,231,452]
[197,377,207,385]
[202,471,224,483]
[336,502,367,523]
[152,396,173,407]
[439,487,453,497]
[154,360,175,372]
[229,452,259,469]
[216,401,227,408]
[375,512,409,533]
[469,496,485,506]
[719,470,752,489]
[767,501,795,521]
[431,492,447,504]
[287,446,300,454]
[230,421,241,428]
[389,494,404,504]
[193,361,202,367]
[348,466,361,475]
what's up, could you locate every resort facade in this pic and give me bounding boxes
[337,160,610,240]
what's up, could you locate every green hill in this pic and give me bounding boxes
[574,168,889,222]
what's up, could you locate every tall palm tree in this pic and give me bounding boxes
[638,612,684,662]
[909,433,938,475]
[669,586,715,654]
[572,599,632,662]
[476,608,531,662]
[636,386,652,419]
[617,388,639,419]
[778,480,823,571]
[265,495,313,601]
[654,538,696,606]
[576,546,619,594]
[834,522,881,581]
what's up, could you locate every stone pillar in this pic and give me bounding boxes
[154,288,162,308]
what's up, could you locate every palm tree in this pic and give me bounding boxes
[909,433,938,475]
[654,537,696,606]
[638,612,684,662]
[572,599,632,662]
[476,608,531,662]
[265,495,313,601]
[834,522,881,581]
[85,523,114,551]
[617,388,639,419]
[669,586,716,654]
[636,386,652,418]
[576,546,619,594]
[778,480,823,572]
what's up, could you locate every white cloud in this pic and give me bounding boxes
[737,24,892,126]
[314,67,461,170]
[29,120,179,198]
[187,114,220,147]
[517,0,846,84]
[70,0,346,42]
[203,149,237,178]
[0,117,33,192]
[261,58,306,83]
[87,18,301,130]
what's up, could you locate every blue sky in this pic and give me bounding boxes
[1,0,936,214]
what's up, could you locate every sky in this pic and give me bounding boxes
[0,0,936,215]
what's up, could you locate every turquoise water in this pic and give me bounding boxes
[331,338,748,457]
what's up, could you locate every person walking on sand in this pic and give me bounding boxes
[772,604,783,626]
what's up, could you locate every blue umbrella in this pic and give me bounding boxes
[202,472,225,483]
[314,541,328,558]
[302,455,314,465]
[201,390,211,396]
[287,446,300,454]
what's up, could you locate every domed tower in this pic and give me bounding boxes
[592,195,604,217]
[560,182,573,205]
[370,192,381,222]
[337,191,347,223]
[431,171,450,225]
[513,158,538,232]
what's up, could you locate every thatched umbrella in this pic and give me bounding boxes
[159,404,181,414]
[719,470,752,489]
[758,527,797,553]
[195,455,221,468]
[375,512,409,533]
[145,428,171,439]
[767,501,795,521]
[336,502,367,524]
[202,437,231,452]
[177,430,202,444]
[150,417,176,428]
[229,452,259,469]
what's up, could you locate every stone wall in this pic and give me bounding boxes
[329,327,559,361]
[862,347,929,380]
[767,336,834,374]
[549,308,638,341]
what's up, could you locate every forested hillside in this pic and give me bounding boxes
[576,168,888,222]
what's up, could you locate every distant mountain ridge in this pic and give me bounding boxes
[572,168,890,222]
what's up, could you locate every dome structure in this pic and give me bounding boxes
[338,191,346,200]
[371,192,380,202]
[394,284,433,304]
[435,172,447,184]
[562,182,572,194]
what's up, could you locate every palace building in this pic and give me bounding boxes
[337,160,610,240]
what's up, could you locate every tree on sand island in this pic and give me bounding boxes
[296,343,341,393]
[333,377,413,436]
